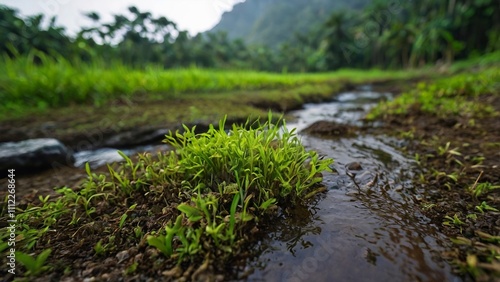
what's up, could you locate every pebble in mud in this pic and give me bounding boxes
[346,162,363,171]
[116,250,130,263]
[345,162,363,178]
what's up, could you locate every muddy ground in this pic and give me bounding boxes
[1,79,498,281]
[360,92,500,281]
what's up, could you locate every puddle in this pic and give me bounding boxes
[247,86,460,281]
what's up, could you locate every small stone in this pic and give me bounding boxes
[0,138,74,172]
[302,120,352,136]
[250,226,259,234]
[162,266,182,277]
[134,253,143,263]
[82,269,94,278]
[346,162,363,171]
[116,250,130,263]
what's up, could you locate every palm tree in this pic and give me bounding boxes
[324,10,356,69]
[380,22,416,68]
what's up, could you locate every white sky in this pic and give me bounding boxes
[0,0,243,35]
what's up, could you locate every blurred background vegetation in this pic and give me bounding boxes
[0,0,499,72]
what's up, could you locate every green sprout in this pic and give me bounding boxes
[16,249,52,276]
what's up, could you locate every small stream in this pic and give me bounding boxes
[248,86,460,281]
[74,86,459,281]
[73,144,170,168]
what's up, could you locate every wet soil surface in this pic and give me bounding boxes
[2,82,496,281]
[370,97,500,281]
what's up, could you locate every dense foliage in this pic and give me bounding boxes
[211,0,369,47]
[215,0,500,70]
[0,0,499,72]
[0,5,261,69]
[321,0,500,69]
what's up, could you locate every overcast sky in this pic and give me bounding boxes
[0,0,243,35]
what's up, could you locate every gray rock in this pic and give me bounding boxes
[103,128,171,147]
[0,138,74,171]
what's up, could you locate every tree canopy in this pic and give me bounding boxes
[1,0,498,72]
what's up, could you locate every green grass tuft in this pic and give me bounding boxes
[3,114,333,277]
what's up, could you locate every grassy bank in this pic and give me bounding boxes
[0,53,429,147]
[367,67,500,120]
[0,53,425,120]
[0,82,346,146]
[367,66,500,280]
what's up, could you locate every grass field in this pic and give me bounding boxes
[0,52,426,120]
[367,67,500,120]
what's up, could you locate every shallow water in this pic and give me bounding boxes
[73,144,170,168]
[284,90,392,132]
[72,86,460,281]
[247,87,460,281]
[72,88,392,168]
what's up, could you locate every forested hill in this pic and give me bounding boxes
[210,0,369,47]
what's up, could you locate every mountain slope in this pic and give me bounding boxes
[210,0,369,47]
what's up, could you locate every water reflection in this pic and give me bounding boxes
[247,88,460,282]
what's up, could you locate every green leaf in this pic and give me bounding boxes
[16,252,37,272]
[36,248,52,269]
[147,236,170,256]
[177,203,203,222]
[259,197,276,210]
[0,242,9,253]
[85,162,92,179]
[16,249,51,275]
[119,214,128,228]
